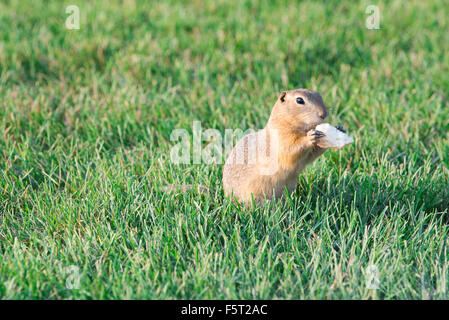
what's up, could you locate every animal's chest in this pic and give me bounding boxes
[277,150,309,184]
[266,157,306,196]
[280,147,309,171]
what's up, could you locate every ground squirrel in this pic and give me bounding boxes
[223,88,329,205]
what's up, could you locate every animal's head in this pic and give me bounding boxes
[268,89,329,133]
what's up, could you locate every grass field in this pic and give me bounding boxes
[1,0,449,299]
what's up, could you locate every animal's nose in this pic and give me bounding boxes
[320,109,328,119]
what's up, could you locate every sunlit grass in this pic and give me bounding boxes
[0,0,448,299]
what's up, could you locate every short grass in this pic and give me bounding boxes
[1,0,449,299]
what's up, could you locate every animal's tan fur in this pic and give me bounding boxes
[223,89,329,205]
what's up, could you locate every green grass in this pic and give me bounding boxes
[1,0,449,299]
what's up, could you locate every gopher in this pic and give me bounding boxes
[222,88,329,205]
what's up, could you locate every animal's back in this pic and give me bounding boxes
[223,129,279,203]
[223,130,259,197]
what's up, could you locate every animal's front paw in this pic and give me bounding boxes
[307,129,325,145]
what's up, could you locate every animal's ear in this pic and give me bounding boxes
[279,91,287,103]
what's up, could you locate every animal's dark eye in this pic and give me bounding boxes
[296,97,305,105]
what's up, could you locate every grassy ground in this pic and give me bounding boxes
[1,0,449,299]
